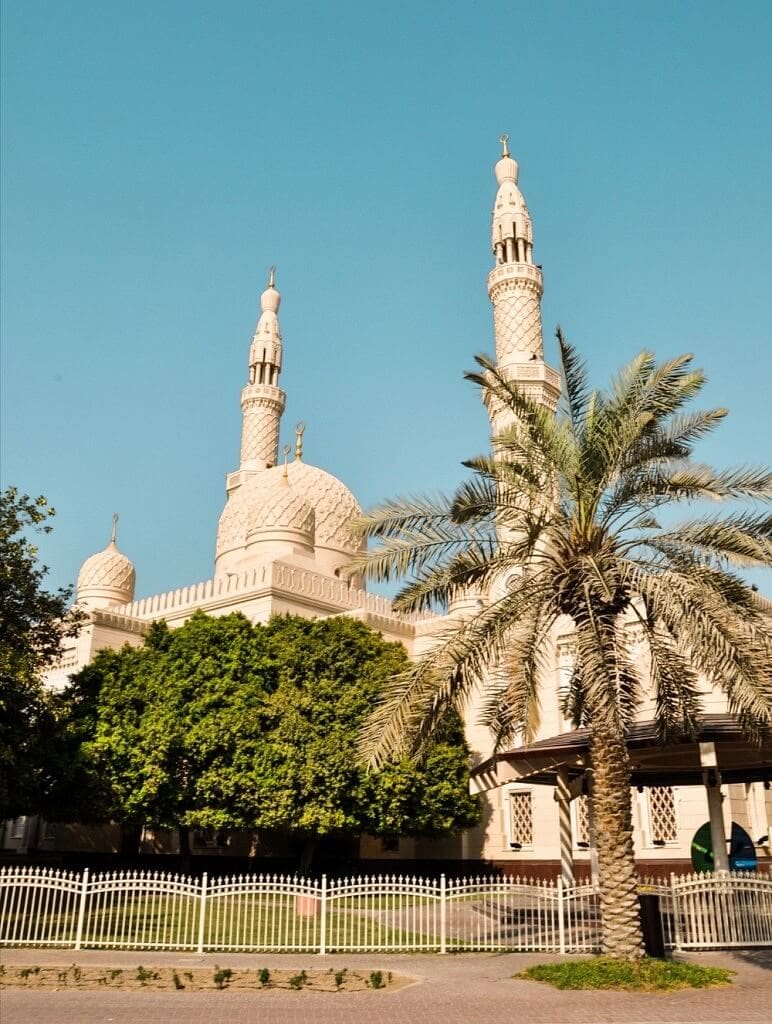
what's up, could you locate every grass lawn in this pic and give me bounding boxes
[516,957,734,992]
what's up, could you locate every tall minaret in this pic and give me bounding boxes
[486,136,560,430]
[238,268,286,472]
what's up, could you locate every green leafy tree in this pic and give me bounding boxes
[63,611,479,865]
[351,335,772,959]
[0,487,83,817]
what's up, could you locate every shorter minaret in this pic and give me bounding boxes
[486,136,560,429]
[239,268,286,471]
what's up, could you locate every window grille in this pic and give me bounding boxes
[508,790,533,846]
[648,786,677,843]
[575,795,590,846]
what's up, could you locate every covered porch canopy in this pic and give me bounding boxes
[471,714,772,883]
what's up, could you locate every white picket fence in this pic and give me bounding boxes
[1,866,770,953]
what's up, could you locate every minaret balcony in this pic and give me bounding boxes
[240,382,286,404]
[487,262,543,293]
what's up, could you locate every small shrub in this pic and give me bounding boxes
[172,971,185,990]
[71,966,82,983]
[109,969,123,981]
[258,967,271,987]
[334,968,347,990]
[184,970,194,983]
[288,970,307,990]
[19,967,38,980]
[213,966,233,990]
[57,970,68,984]
[517,958,734,992]
[97,975,107,986]
[136,966,159,985]
[370,970,385,990]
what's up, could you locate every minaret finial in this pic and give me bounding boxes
[295,421,306,461]
[499,133,510,158]
[282,443,291,479]
[110,513,119,545]
[268,265,276,288]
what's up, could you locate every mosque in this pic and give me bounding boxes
[4,141,770,876]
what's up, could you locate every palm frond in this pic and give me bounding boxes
[556,326,590,431]
[358,572,555,766]
[647,512,772,569]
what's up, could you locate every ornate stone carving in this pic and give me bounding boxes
[246,481,315,536]
[239,390,286,469]
[491,289,545,363]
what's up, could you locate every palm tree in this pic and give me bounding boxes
[351,332,772,959]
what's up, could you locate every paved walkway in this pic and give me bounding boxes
[1,947,770,1023]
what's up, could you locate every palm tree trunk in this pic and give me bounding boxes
[590,723,645,959]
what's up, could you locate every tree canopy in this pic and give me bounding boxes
[0,487,82,818]
[61,611,479,860]
[351,335,772,958]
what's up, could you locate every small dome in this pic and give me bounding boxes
[495,155,519,185]
[260,281,281,315]
[77,538,136,608]
[246,476,315,538]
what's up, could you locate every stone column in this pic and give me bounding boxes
[700,741,730,872]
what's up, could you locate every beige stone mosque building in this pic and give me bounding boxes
[5,142,770,876]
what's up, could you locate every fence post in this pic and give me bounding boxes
[671,873,683,951]
[197,872,208,954]
[557,875,566,954]
[439,874,447,954]
[74,868,89,951]
[319,875,327,956]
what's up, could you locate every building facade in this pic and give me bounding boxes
[5,141,770,874]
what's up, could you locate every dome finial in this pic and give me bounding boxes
[268,265,276,289]
[499,133,510,158]
[110,512,119,545]
[295,421,306,461]
[282,443,291,479]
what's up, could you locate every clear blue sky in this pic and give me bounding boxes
[2,0,770,599]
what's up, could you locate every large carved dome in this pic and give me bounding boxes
[216,460,363,571]
[246,476,315,537]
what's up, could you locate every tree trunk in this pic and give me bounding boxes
[590,723,645,958]
[119,822,143,857]
[178,825,192,873]
[298,838,317,876]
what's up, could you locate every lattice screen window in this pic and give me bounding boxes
[648,786,678,843]
[508,790,534,847]
[9,817,26,840]
[574,795,590,846]
[193,828,222,849]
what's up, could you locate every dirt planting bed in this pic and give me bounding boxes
[0,963,411,993]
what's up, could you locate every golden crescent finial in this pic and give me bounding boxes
[268,265,276,288]
[282,443,291,478]
[499,133,510,158]
[110,512,119,544]
[295,421,306,461]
